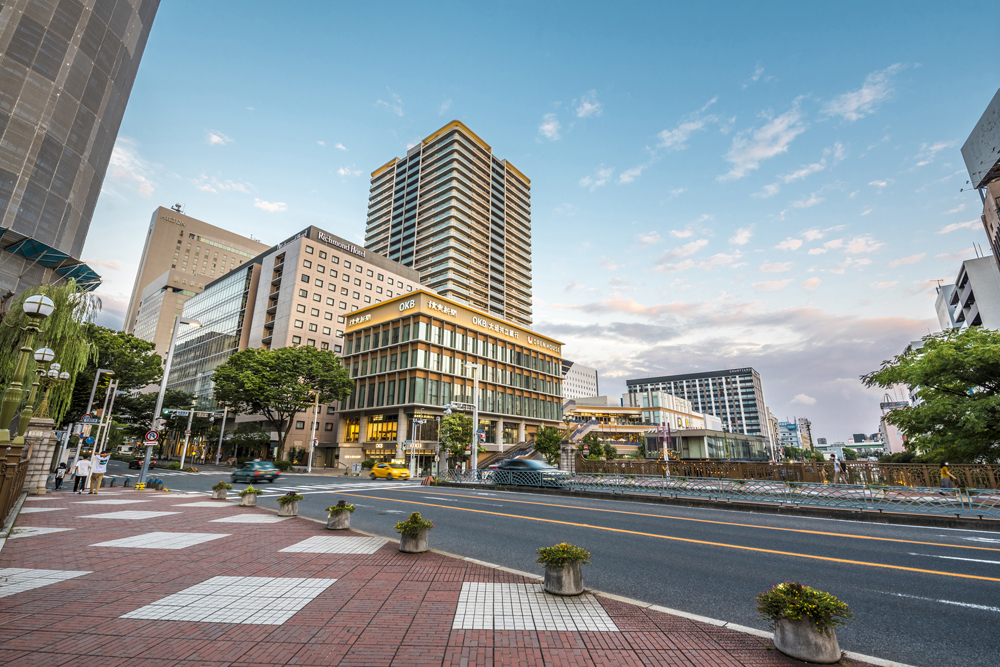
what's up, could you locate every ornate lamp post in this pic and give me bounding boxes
[36,364,71,420]
[16,348,55,438]
[0,294,55,448]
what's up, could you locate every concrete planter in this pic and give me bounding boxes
[773,618,841,664]
[211,489,229,500]
[277,500,299,517]
[398,529,429,553]
[543,561,584,596]
[239,494,258,507]
[327,511,351,530]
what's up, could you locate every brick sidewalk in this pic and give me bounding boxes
[0,490,878,667]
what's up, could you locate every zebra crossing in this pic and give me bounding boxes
[226,481,420,497]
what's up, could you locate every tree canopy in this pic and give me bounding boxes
[861,327,1000,463]
[439,412,473,466]
[533,427,563,465]
[212,345,352,458]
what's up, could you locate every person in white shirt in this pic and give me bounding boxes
[89,454,111,494]
[69,457,92,494]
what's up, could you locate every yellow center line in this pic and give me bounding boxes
[332,492,1000,583]
[388,487,1000,553]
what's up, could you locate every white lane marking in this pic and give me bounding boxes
[962,537,1000,545]
[423,496,458,502]
[882,591,1000,613]
[908,552,1000,565]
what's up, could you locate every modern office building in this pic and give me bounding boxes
[626,367,772,445]
[933,255,1000,330]
[561,359,599,400]
[364,121,533,327]
[778,421,802,452]
[337,289,563,469]
[167,226,424,467]
[0,0,159,297]
[962,87,1000,272]
[796,417,814,449]
[124,206,270,357]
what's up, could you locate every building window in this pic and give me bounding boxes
[296,421,305,429]
[319,250,327,259]
[309,323,317,332]
[327,406,336,415]
[365,282,372,290]
[315,279,323,287]
[356,265,363,273]
[341,287,348,295]
[307,339,315,346]
[292,336,301,344]
[351,306,358,311]
[311,308,319,316]
[353,292,360,299]
[303,260,312,268]
[301,274,310,283]
[330,270,337,278]
[331,255,339,264]
[321,342,329,350]
[364,296,371,303]
[367,269,373,277]
[387,290,393,297]
[305,246,314,254]
[342,274,350,282]
[334,344,342,353]
[377,273,384,281]
[354,278,361,286]
[296,304,306,313]
[323,327,331,335]
[344,260,351,269]
[337,316,345,323]
[325,312,333,320]
[339,301,347,309]
[317,265,325,274]
[298,289,308,297]
[376,287,383,294]
[325,423,333,431]
[313,293,321,302]
[294,320,304,328]
[336,329,344,337]
[407,286,412,292]
[326,297,335,306]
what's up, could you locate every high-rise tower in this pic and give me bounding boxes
[0,0,160,297]
[364,121,532,327]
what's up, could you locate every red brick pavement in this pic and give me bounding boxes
[0,492,877,667]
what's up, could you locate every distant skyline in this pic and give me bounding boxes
[83,1,1000,443]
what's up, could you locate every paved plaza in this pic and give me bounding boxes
[0,490,880,666]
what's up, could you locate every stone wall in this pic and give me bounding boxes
[22,418,56,495]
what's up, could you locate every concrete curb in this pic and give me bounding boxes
[435,481,1000,532]
[0,491,28,539]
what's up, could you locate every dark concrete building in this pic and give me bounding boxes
[0,0,160,298]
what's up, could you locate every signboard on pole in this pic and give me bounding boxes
[79,414,100,424]
[879,401,909,410]
[144,431,159,442]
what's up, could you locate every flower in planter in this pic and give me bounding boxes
[276,492,304,506]
[395,512,434,536]
[756,582,854,632]
[239,485,263,497]
[326,500,356,516]
[211,481,233,491]
[536,543,591,568]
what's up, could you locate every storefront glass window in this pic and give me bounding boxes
[366,415,397,442]
[427,379,439,405]
[344,418,359,442]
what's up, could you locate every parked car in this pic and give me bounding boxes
[128,456,156,469]
[370,462,410,480]
[231,461,281,483]
[493,458,570,486]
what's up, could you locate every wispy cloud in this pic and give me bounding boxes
[254,199,287,213]
[791,394,817,405]
[729,226,754,245]
[760,261,792,273]
[844,235,884,254]
[539,113,561,141]
[334,142,347,151]
[937,219,980,234]
[887,253,926,268]
[753,183,782,199]
[108,137,155,197]
[207,130,233,146]
[800,277,821,290]
[638,231,662,247]
[317,140,326,147]
[775,237,803,251]
[719,101,806,180]
[194,175,252,194]
[658,97,719,151]
[600,256,620,271]
[935,249,973,262]
[669,214,712,239]
[85,259,125,271]
[618,165,646,184]
[822,63,904,122]
[554,203,578,216]
[801,229,824,242]
[337,165,362,177]
[439,99,452,115]
[575,90,603,118]
[376,90,404,116]
[869,180,889,191]
[659,239,710,263]
[742,62,774,89]
[945,203,966,214]
[791,193,824,209]
[872,281,898,289]
[914,140,958,167]
[579,165,614,191]
[751,279,793,291]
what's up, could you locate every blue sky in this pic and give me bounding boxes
[87,0,1000,442]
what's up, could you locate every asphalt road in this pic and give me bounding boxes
[98,461,1000,667]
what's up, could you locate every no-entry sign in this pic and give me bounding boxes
[144,430,159,442]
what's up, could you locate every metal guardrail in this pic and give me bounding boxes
[442,470,1000,519]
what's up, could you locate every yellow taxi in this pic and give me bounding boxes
[370,462,411,480]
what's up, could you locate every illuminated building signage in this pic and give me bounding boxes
[399,299,416,311]
[347,313,371,326]
[472,315,518,339]
[526,334,559,353]
[427,299,457,316]
[160,214,186,227]
[317,231,366,258]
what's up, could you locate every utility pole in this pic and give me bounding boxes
[179,403,195,469]
[215,406,228,465]
[307,392,319,473]
[470,363,480,472]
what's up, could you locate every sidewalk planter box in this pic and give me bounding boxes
[211,489,228,500]
[773,618,841,664]
[239,494,258,507]
[211,481,232,500]
[276,492,303,517]
[326,501,355,530]
[544,561,584,596]
[536,543,590,596]
[395,512,434,553]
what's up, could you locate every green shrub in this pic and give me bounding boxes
[361,459,376,469]
[165,461,181,470]
[536,543,591,567]
[276,492,303,506]
[274,459,292,471]
[395,512,434,536]
[239,485,263,496]
[326,500,356,515]
[211,481,232,491]
[756,582,854,632]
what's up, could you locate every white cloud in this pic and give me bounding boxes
[719,102,806,180]
[829,257,872,274]
[872,281,898,289]
[776,238,803,251]
[945,203,966,214]
[935,249,973,262]
[337,165,362,177]
[937,219,980,234]
[618,165,646,184]
[657,97,719,151]
[751,279,792,291]
[638,231,661,247]
[914,140,958,167]
[667,187,686,199]
[539,113,561,141]
[887,253,926,268]
[439,99,452,115]
[753,183,781,198]
[791,393,817,406]
[108,137,155,197]
[760,261,792,273]
[822,63,903,122]
[801,229,824,242]
[791,193,824,209]
[207,131,233,146]
[861,207,873,216]
[376,91,404,116]
[869,180,889,190]
[554,203,578,216]
[782,160,826,183]
[317,140,326,147]
[800,277,821,290]
[194,175,252,194]
[808,248,828,255]
[579,165,614,191]
[729,226,753,245]
[659,239,709,262]
[253,199,287,213]
[600,256,619,271]
[742,63,774,89]
[843,235,884,254]
[334,142,347,151]
[575,90,603,118]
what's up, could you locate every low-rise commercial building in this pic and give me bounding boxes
[337,290,564,470]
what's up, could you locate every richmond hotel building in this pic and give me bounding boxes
[337,290,563,467]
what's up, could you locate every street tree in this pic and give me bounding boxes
[212,345,352,459]
[440,412,473,467]
[534,427,563,465]
[226,422,272,461]
[581,432,602,458]
[862,327,1000,462]
[603,444,618,461]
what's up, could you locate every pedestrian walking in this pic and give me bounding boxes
[69,456,91,493]
[939,462,955,489]
[89,453,111,494]
[54,462,66,491]
[830,454,844,484]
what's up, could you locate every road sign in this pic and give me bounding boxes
[174,410,190,417]
[79,413,100,424]
[312,439,318,446]
[144,431,159,442]
[195,411,212,418]
[404,440,413,444]
[84,437,95,444]
[185,429,191,435]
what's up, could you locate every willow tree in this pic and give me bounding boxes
[0,280,99,425]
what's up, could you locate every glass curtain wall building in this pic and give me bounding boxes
[0,0,160,296]
[364,121,533,327]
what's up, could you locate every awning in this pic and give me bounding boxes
[0,228,101,291]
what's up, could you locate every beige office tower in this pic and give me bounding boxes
[124,206,270,357]
[364,121,533,327]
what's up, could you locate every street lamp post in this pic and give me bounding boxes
[85,368,115,415]
[214,406,229,466]
[0,294,55,448]
[178,403,196,469]
[306,391,320,473]
[141,315,200,486]
[15,347,54,437]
